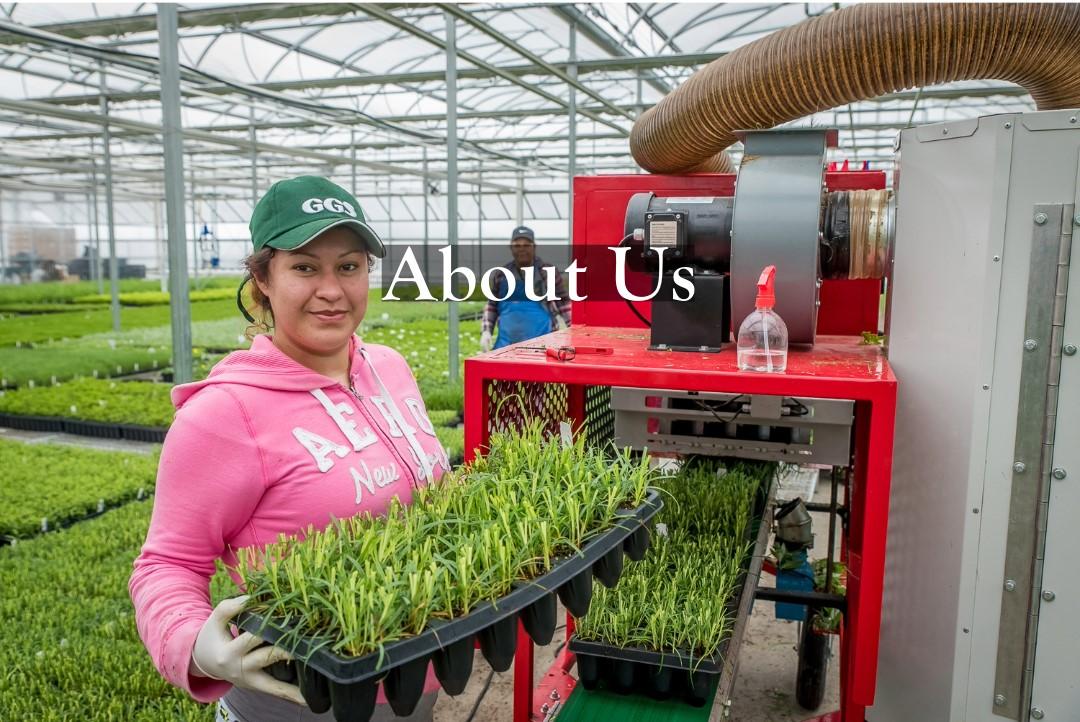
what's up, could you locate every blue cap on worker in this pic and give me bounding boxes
[510,226,535,242]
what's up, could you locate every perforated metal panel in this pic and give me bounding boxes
[485,380,568,437]
[583,385,614,448]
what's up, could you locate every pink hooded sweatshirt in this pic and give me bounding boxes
[129,334,449,704]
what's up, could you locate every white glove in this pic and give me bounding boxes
[191,595,305,705]
[480,330,493,352]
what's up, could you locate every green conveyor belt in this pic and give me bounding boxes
[555,680,718,721]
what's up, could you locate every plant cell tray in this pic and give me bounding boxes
[63,419,123,439]
[0,413,65,433]
[240,489,663,722]
[568,482,774,711]
[119,424,168,443]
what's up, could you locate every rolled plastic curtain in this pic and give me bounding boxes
[631,3,1080,174]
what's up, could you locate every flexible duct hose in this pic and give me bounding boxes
[631,3,1080,174]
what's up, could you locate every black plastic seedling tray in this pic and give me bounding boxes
[119,423,168,443]
[0,413,65,433]
[568,481,775,709]
[570,639,722,707]
[240,489,662,722]
[63,419,123,439]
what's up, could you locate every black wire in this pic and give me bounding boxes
[617,232,652,329]
[464,670,495,722]
[785,397,811,417]
[694,395,747,424]
[625,297,652,329]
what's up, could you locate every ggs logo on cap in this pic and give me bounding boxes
[301,197,358,218]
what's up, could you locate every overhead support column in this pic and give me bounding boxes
[99,64,121,332]
[350,128,357,196]
[568,21,577,235]
[445,10,459,384]
[157,5,193,383]
[0,189,5,284]
[249,105,258,205]
[87,143,102,291]
[188,154,199,289]
[422,147,430,274]
[516,169,524,225]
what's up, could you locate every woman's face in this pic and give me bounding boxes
[255,226,370,357]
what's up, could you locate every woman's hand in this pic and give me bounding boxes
[191,595,305,705]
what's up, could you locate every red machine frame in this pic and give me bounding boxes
[463,173,897,722]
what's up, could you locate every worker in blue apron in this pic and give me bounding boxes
[480,226,571,351]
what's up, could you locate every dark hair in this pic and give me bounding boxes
[237,244,376,338]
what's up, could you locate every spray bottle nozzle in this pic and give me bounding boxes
[755,265,776,310]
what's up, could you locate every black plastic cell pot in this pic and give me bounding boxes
[685,669,713,707]
[610,659,636,694]
[576,653,600,690]
[330,678,378,722]
[384,655,430,717]
[477,614,518,672]
[298,662,332,714]
[592,544,625,588]
[521,593,558,645]
[647,665,674,699]
[431,634,475,695]
[267,659,297,684]
[623,524,651,562]
[557,570,593,618]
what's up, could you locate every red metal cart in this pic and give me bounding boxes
[463,173,897,722]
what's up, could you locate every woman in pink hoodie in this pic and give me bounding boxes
[130,176,450,721]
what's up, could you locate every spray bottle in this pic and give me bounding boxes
[737,265,788,372]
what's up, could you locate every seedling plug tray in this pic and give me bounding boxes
[568,481,774,710]
[240,489,662,722]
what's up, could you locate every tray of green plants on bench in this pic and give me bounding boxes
[569,459,775,708]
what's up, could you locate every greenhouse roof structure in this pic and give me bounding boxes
[0,2,1039,272]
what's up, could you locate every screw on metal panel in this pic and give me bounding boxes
[1014,461,1027,473]
[1031,707,1045,720]
[1025,339,1039,351]
[1052,468,1067,480]
[1042,590,1056,602]
[1005,579,1017,592]
[993,255,1001,262]
[1071,116,1078,124]
[973,508,980,514]
[1065,344,1078,356]
[962,627,970,633]
[982,384,991,390]
[540,703,550,714]
[942,127,949,135]
[1004,122,1013,129]
[1034,212,1049,225]
[1074,213,1080,226]
[995,694,1007,706]
[550,690,560,700]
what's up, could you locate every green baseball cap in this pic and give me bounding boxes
[249,175,385,257]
